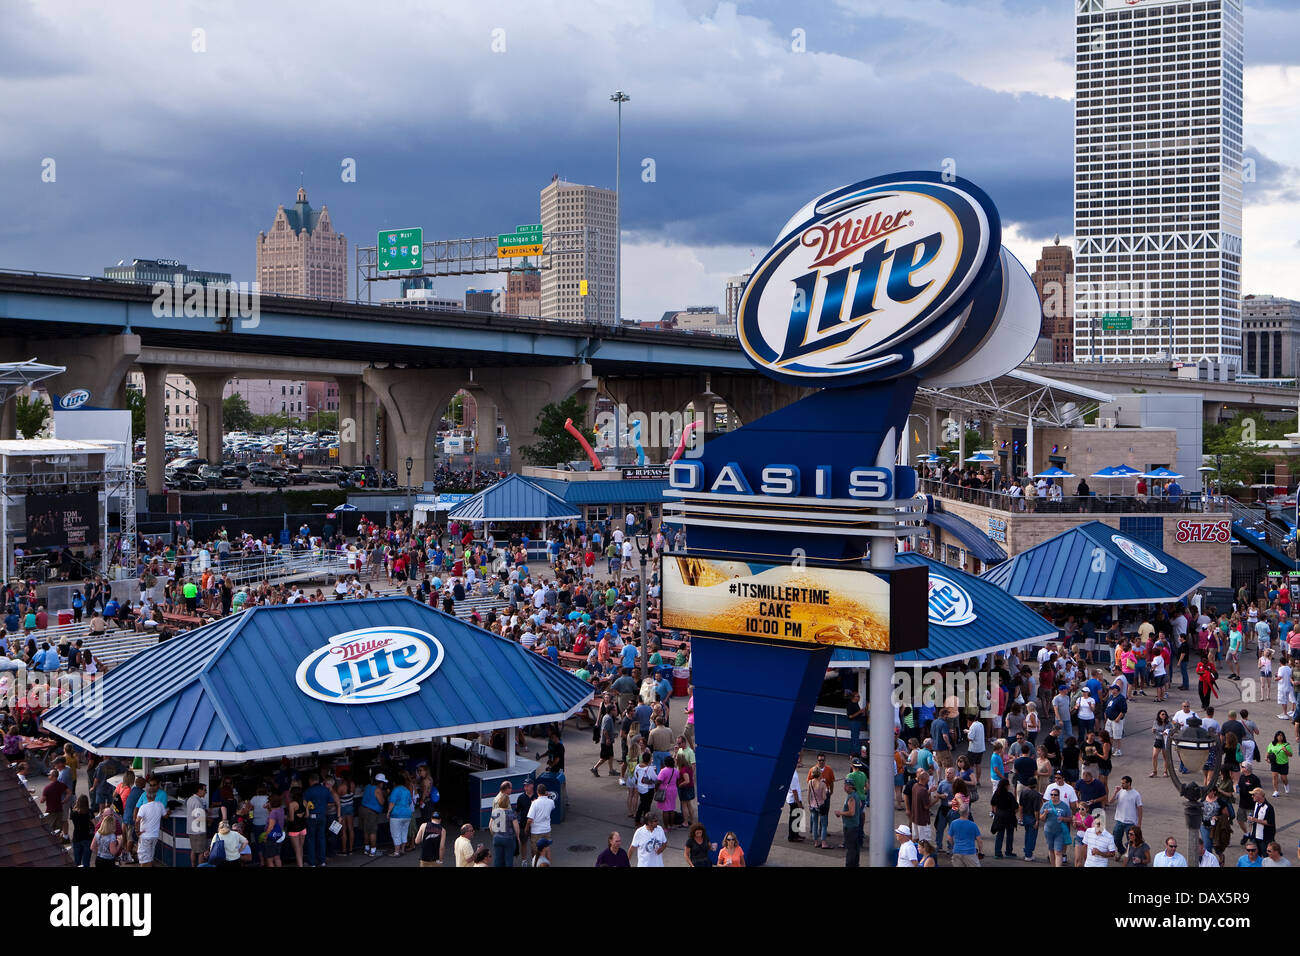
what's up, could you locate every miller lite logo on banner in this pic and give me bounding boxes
[296,626,444,704]
[737,172,1003,386]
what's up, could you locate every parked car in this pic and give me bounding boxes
[249,466,287,488]
[165,470,208,491]
[200,465,243,489]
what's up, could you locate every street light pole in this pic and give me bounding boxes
[610,90,629,328]
[634,531,650,650]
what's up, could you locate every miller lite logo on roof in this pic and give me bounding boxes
[296,626,444,704]
[927,571,977,627]
[737,172,1003,387]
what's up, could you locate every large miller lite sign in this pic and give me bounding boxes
[737,172,1038,388]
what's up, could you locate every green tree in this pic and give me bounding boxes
[1204,413,1274,491]
[15,394,49,439]
[126,387,146,441]
[519,395,590,465]
[223,393,254,432]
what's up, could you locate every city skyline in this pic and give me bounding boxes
[2,0,1298,323]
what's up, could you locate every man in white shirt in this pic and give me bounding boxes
[1110,776,1143,850]
[895,824,920,867]
[1152,838,1187,867]
[1171,701,1198,728]
[786,765,804,842]
[631,813,668,867]
[966,718,986,785]
[524,783,554,865]
[1197,838,1220,867]
[1082,818,1117,867]
[1277,661,1295,719]
[134,781,167,868]
[1046,771,1079,810]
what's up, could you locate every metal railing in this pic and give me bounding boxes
[917,478,1214,514]
[1226,499,1295,558]
[186,549,351,585]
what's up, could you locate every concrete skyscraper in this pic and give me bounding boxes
[539,176,616,324]
[256,187,348,300]
[1073,0,1243,365]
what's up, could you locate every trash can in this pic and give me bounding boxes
[57,611,73,626]
[535,771,566,825]
[672,667,690,698]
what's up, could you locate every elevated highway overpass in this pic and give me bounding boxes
[0,272,807,491]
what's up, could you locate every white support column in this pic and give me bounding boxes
[198,758,209,791]
[506,727,517,768]
[1026,416,1035,482]
[869,427,897,868]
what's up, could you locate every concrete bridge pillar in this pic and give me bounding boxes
[363,367,466,487]
[0,399,15,441]
[186,371,232,465]
[143,366,168,495]
[468,394,500,462]
[28,333,141,409]
[469,364,597,468]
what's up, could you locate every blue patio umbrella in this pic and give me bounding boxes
[1089,465,1141,479]
[1089,463,1140,496]
[964,452,995,464]
[335,503,358,511]
[1139,467,1184,480]
[1033,466,1075,479]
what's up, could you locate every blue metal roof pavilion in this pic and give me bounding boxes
[831,553,1056,667]
[980,520,1205,606]
[447,472,579,523]
[42,598,594,761]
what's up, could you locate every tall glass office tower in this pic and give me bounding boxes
[1073,0,1243,365]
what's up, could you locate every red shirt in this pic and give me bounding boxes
[42,779,68,814]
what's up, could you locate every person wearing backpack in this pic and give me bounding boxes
[488,783,522,867]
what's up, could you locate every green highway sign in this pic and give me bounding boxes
[377,227,423,273]
[497,224,543,258]
[1101,314,1133,331]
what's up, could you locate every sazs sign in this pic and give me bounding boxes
[1174,519,1230,544]
[296,626,444,704]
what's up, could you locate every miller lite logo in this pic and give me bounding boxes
[1110,534,1168,575]
[55,389,91,410]
[737,172,1001,386]
[927,571,977,627]
[295,626,444,704]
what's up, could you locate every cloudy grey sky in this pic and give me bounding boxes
[2,0,1297,320]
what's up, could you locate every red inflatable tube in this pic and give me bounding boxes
[564,418,603,470]
[669,419,702,463]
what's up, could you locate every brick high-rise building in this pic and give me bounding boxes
[256,187,347,300]
[505,265,541,317]
[1032,238,1075,363]
[539,177,616,324]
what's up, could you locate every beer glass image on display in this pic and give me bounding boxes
[662,555,890,651]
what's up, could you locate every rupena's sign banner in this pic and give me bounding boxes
[661,552,926,653]
[26,492,99,548]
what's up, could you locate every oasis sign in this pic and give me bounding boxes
[669,459,903,501]
[295,626,444,704]
[1174,519,1231,544]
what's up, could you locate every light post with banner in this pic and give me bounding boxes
[1163,715,1222,867]
[633,530,651,650]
